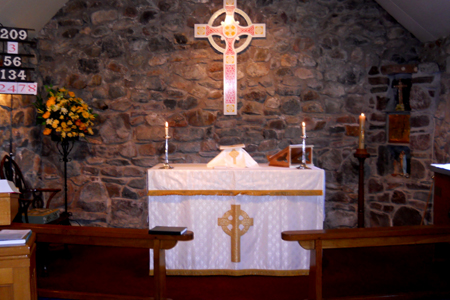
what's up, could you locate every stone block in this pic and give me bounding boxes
[393,206,421,226]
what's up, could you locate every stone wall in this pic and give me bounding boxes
[1,0,445,229]
[363,63,439,227]
[421,38,450,165]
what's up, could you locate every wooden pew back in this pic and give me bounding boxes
[4,222,193,300]
[282,225,450,300]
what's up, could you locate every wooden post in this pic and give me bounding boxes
[354,149,370,228]
[308,239,323,300]
[153,239,167,300]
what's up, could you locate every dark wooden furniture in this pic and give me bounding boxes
[0,155,62,223]
[430,164,450,225]
[4,223,193,300]
[0,233,37,300]
[282,225,450,300]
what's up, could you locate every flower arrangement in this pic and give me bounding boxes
[34,86,97,141]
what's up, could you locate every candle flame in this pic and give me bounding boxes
[302,122,305,126]
[165,122,168,127]
[361,113,364,117]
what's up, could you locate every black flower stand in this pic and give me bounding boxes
[57,139,74,222]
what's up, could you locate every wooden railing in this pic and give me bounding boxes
[4,222,193,300]
[282,225,450,300]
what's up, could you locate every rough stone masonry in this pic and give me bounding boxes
[0,0,448,229]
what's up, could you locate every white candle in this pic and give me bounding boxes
[165,122,169,136]
[302,122,306,136]
[358,113,365,149]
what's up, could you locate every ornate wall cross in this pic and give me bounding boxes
[218,204,253,262]
[195,0,266,115]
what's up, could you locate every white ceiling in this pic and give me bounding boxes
[375,0,450,42]
[0,0,449,42]
[0,0,68,38]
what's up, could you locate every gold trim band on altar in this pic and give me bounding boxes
[149,269,309,277]
[148,190,323,196]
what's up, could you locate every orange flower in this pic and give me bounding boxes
[46,97,56,107]
[43,128,52,135]
[43,111,51,119]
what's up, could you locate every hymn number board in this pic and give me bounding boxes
[0,26,37,95]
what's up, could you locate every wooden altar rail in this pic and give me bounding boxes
[4,222,194,300]
[282,225,450,300]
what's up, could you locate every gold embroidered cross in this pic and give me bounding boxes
[218,204,253,262]
[229,149,239,164]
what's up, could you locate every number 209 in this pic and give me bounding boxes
[0,28,28,40]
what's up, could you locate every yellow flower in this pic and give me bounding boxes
[60,115,64,119]
[52,120,59,128]
[79,133,85,138]
[43,128,52,135]
[56,127,62,132]
[43,111,51,119]
[68,132,73,138]
[87,128,94,135]
[59,88,67,93]
[82,111,89,119]
[67,120,73,126]
[62,132,66,138]
[68,91,75,97]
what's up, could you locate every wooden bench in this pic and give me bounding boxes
[4,222,193,300]
[282,225,450,300]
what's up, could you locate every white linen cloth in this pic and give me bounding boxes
[206,145,258,168]
[148,163,325,275]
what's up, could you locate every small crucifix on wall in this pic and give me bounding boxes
[195,0,266,115]
[394,79,406,111]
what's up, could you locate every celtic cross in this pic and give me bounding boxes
[229,149,239,164]
[218,204,253,262]
[195,0,266,115]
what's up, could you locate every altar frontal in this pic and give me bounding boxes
[147,163,325,276]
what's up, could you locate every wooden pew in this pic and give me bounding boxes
[4,222,193,300]
[282,225,450,300]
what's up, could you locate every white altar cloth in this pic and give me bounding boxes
[148,163,325,276]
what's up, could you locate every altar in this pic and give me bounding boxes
[147,163,325,276]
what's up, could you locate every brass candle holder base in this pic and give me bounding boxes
[297,163,310,170]
[160,163,174,169]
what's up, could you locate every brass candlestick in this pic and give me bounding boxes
[297,135,310,170]
[160,134,173,169]
[354,148,370,228]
